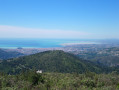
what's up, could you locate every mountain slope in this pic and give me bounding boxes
[0,49,24,60]
[0,50,108,74]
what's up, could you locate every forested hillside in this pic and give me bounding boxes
[0,50,108,74]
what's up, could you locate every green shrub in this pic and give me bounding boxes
[116,83,119,89]
[81,79,96,88]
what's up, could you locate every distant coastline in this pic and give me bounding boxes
[61,42,100,46]
[0,38,99,49]
[0,38,118,49]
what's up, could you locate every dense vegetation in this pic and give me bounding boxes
[0,50,108,74]
[0,49,24,60]
[0,71,119,90]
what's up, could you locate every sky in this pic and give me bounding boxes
[0,0,119,39]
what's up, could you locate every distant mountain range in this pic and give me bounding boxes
[0,50,110,74]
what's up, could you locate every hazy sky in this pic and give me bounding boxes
[0,0,119,39]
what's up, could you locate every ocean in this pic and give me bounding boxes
[0,38,99,49]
